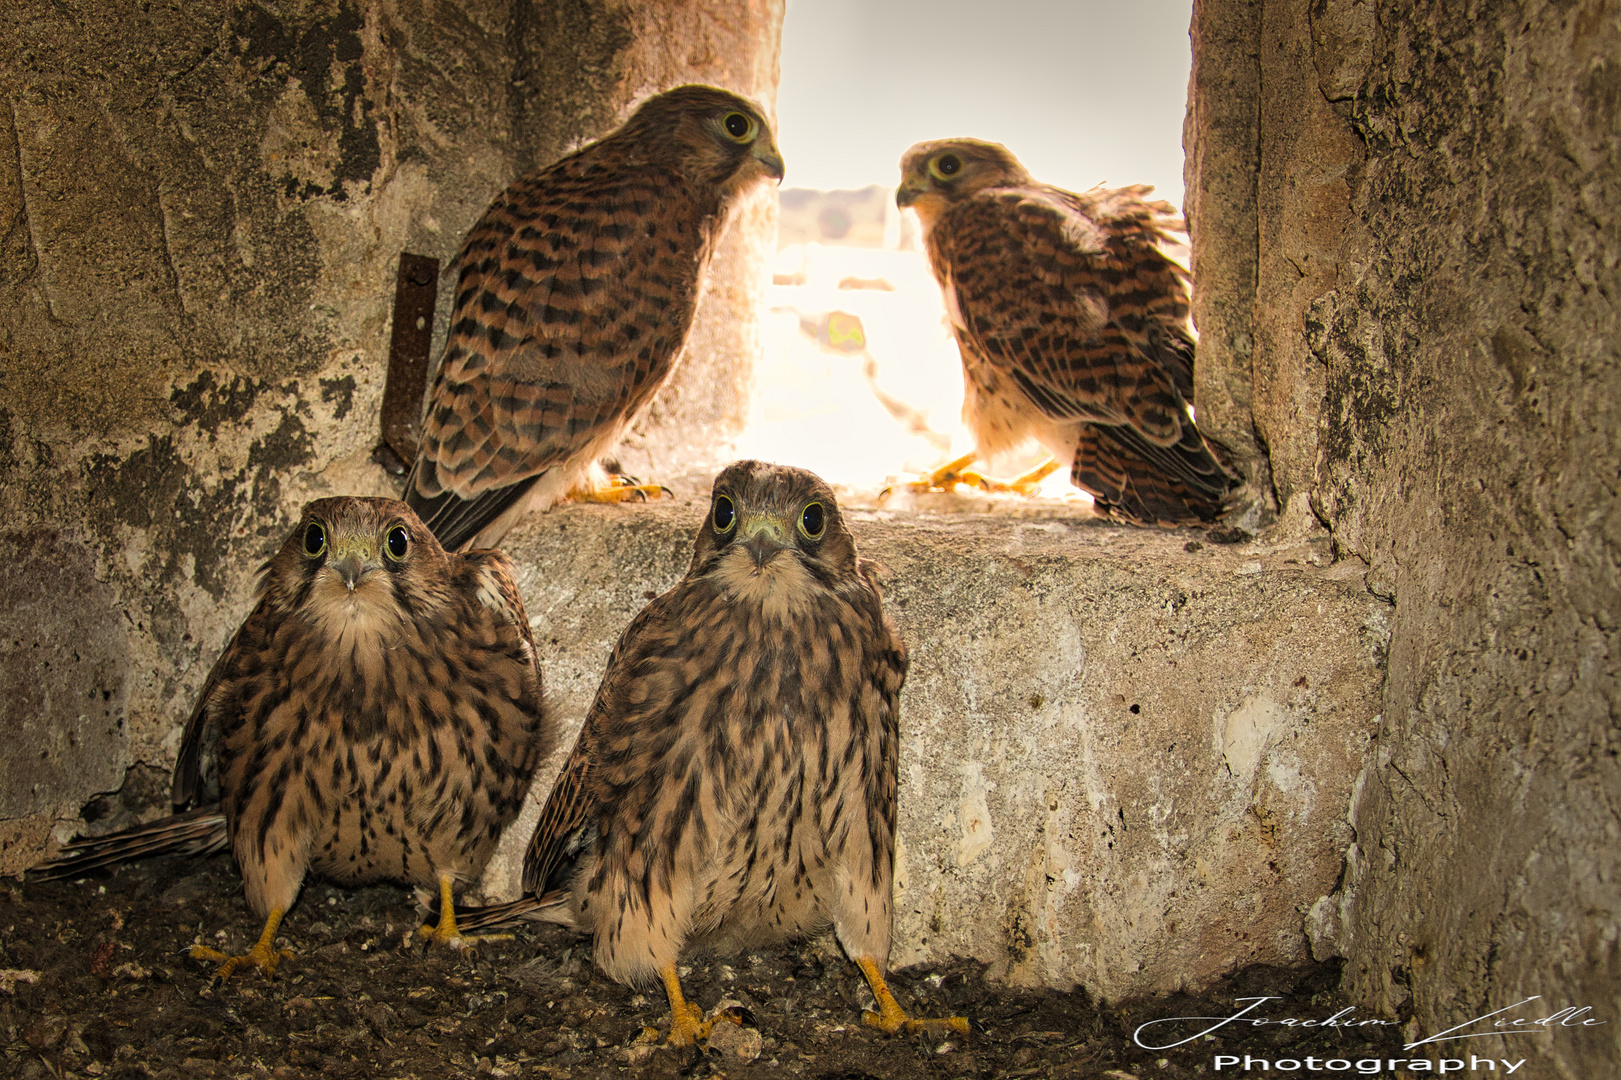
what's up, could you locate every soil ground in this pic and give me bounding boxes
[4,852,1406,1079]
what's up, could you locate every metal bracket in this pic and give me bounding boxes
[374,252,440,475]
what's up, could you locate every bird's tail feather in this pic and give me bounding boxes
[29,806,229,880]
[428,891,572,933]
[403,462,541,554]
[1074,423,1238,526]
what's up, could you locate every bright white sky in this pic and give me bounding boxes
[775,0,1194,207]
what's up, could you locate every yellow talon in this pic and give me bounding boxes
[856,956,970,1036]
[907,451,983,494]
[570,476,672,504]
[419,875,513,949]
[660,964,713,1047]
[193,908,294,982]
[886,453,1058,499]
[1005,458,1061,496]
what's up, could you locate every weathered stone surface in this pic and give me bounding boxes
[0,532,131,874]
[1189,0,1621,1072]
[0,0,782,836]
[1251,2,1363,535]
[481,496,1388,1002]
[1184,0,1266,508]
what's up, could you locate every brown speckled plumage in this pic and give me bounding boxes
[897,138,1240,526]
[152,497,553,978]
[405,85,785,552]
[455,461,964,1043]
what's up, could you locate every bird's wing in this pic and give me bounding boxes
[460,547,540,661]
[170,587,274,809]
[407,163,704,549]
[858,559,908,847]
[1047,184,1196,401]
[437,891,573,934]
[520,592,677,895]
[938,187,1233,501]
[937,186,1191,442]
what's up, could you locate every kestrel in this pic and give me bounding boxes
[404,85,786,552]
[895,138,1240,526]
[43,498,553,981]
[450,461,967,1045]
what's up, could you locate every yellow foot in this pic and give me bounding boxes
[660,963,726,1048]
[420,874,513,950]
[883,451,981,497]
[570,475,672,504]
[667,1000,713,1048]
[191,908,293,983]
[861,1007,971,1036]
[416,921,514,950]
[882,453,1057,499]
[1002,457,1061,496]
[856,956,971,1037]
[191,941,294,982]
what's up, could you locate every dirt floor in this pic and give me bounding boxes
[3,852,1407,1079]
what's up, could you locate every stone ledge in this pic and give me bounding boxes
[480,493,1389,1002]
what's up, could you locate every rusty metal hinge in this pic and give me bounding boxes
[374,252,439,475]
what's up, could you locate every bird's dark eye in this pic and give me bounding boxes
[799,502,826,540]
[722,111,753,141]
[713,495,737,533]
[302,521,326,558]
[385,525,410,561]
[932,153,962,179]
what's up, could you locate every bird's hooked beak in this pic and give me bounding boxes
[329,537,380,592]
[739,516,792,570]
[753,137,785,183]
[895,176,927,208]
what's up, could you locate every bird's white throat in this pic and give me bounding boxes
[712,546,819,622]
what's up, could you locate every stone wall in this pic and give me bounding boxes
[7,1,1614,1064]
[482,498,1387,1003]
[0,0,783,871]
[1187,0,1620,1072]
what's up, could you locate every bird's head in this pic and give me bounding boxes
[266,497,448,635]
[621,84,784,201]
[895,138,1032,227]
[691,460,858,615]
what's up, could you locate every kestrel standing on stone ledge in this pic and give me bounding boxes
[448,461,968,1046]
[41,498,554,981]
[895,138,1240,526]
[404,85,786,552]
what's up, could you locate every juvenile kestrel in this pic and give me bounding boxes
[404,85,786,552]
[896,138,1240,526]
[44,498,553,981]
[451,461,967,1045]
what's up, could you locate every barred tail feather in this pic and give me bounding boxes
[1073,423,1237,526]
[424,891,572,934]
[30,806,229,880]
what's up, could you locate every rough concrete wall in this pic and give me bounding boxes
[1190,0,1620,1072]
[1251,2,1364,535]
[1186,0,1366,535]
[0,0,782,871]
[1184,0,1267,511]
[483,500,1388,1002]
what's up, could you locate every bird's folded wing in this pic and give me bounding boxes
[433,890,571,934]
[171,587,274,809]
[521,590,680,895]
[407,166,699,545]
[940,190,1192,445]
[460,548,541,658]
[1074,422,1235,523]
